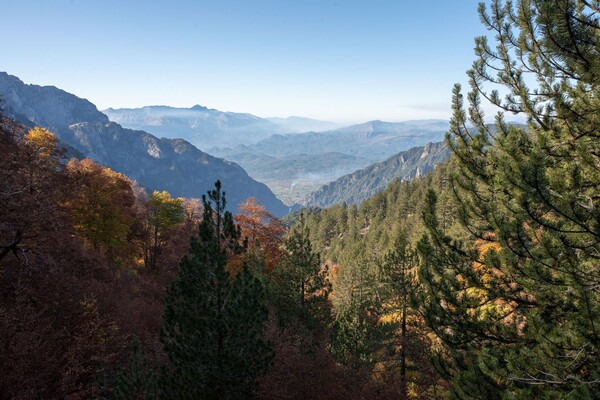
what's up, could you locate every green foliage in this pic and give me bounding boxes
[145,190,185,269]
[270,213,331,329]
[417,1,600,398]
[114,338,158,400]
[329,303,380,369]
[148,191,185,232]
[159,181,272,400]
[381,237,419,397]
[302,159,455,264]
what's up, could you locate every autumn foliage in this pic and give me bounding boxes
[65,158,139,264]
[0,119,193,398]
[1,117,443,399]
[235,197,286,272]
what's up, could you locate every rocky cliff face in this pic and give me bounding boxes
[305,141,450,208]
[0,72,289,217]
[0,72,107,130]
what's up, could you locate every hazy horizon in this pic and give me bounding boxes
[3,1,489,123]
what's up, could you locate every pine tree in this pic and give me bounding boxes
[381,237,418,399]
[418,1,600,398]
[159,181,272,400]
[328,301,376,369]
[114,338,158,400]
[329,249,388,372]
[270,212,331,329]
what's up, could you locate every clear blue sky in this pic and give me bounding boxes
[3,0,485,123]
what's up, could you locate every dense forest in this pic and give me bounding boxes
[1,0,599,399]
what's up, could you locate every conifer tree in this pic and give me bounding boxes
[381,238,418,399]
[115,338,158,400]
[270,212,331,328]
[418,1,600,398]
[329,250,387,372]
[328,301,376,369]
[160,181,272,400]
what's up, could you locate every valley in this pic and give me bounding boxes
[0,72,290,217]
[3,1,598,399]
[0,71,451,213]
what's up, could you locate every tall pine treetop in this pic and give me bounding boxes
[418,0,600,398]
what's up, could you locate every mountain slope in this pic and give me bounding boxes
[212,119,448,161]
[305,141,450,208]
[227,152,371,181]
[103,105,288,150]
[0,72,289,217]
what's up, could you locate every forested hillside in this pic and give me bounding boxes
[1,0,599,399]
[305,141,450,208]
[296,1,600,398]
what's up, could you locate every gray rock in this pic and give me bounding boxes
[0,72,289,217]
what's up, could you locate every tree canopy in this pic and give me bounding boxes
[417,0,600,397]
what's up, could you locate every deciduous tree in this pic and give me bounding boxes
[235,197,286,272]
[66,158,138,264]
[144,191,185,269]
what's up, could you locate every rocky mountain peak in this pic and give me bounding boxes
[0,72,289,217]
[0,72,108,130]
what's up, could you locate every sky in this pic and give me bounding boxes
[2,0,486,123]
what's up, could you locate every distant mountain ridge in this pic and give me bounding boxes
[305,141,450,208]
[222,152,373,205]
[103,104,286,150]
[266,116,341,133]
[104,106,343,151]
[212,119,448,161]
[0,72,289,217]
[210,119,448,203]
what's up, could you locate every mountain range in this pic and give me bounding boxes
[212,119,448,161]
[265,116,341,133]
[103,105,286,150]
[103,106,341,150]
[211,119,449,203]
[0,72,290,217]
[0,71,453,213]
[103,101,449,206]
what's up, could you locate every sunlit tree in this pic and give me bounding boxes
[418,1,600,397]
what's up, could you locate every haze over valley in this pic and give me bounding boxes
[3,1,597,399]
[0,71,450,211]
[103,103,449,204]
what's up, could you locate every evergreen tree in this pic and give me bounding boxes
[329,249,388,372]
[328,300,378,370]
[114,338,158,400]
[270,212,331,329]
[418,1,600,398]
[381,237,418,399]
[160,181,272,400]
